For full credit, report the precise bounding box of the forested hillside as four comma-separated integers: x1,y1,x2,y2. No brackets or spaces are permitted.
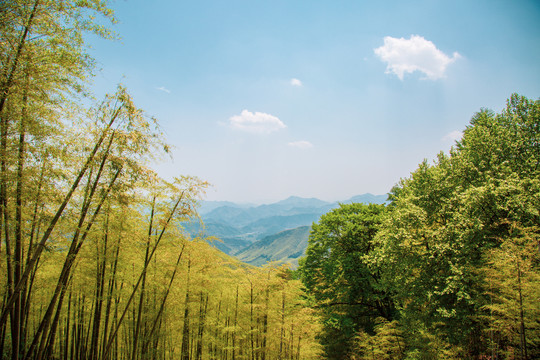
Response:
235,226,311,267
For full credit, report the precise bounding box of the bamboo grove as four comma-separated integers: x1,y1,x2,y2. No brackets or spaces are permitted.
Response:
0,1,322,359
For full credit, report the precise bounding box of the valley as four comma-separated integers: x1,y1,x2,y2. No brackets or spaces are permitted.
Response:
184,194,388,267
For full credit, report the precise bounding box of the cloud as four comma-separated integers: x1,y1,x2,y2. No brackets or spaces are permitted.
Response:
229,110,286,134
290,78,303,87
374,35,460,80
288,140,314,149
156,86,171,93
442,130,463,142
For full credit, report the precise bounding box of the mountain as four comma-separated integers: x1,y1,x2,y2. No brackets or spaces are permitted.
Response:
197,200,254,215
234,226,311,268
240,213,322,239
203,206,258,227
272,196,330,209
181,220,255,254
207,236,252,255
202,196,335,225
184,193,388,261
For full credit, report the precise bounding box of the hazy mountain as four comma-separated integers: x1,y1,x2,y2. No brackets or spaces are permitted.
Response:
240,213,322,239
272,196,330,209
197,200,254,215
207,236,252,255
203,206,258,227
182,220,256,254
185,193,388,261
201,196,335,228
234,226,311,268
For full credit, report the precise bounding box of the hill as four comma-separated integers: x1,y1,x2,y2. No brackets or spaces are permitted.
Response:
234,226,311,268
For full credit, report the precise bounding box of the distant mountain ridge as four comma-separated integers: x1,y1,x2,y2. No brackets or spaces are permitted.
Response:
184,193,388,266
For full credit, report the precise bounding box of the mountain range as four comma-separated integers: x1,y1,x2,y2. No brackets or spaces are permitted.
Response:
183,193,388,268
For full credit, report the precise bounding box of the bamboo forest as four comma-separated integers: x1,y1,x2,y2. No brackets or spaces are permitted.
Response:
0,1,539,359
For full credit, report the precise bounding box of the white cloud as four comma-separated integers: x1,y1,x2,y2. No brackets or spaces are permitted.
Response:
290,78,303,87
374,35,460,80
156,86,171,93
229,110,286,134
442,130,463,142
288,140,313,149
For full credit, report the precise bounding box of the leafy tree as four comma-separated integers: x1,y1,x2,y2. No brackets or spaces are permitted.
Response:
299,203,392,359
375,94,539,358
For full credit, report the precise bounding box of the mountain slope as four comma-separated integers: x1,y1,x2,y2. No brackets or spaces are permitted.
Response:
182,220,255,254
240,213,322,239
234,226,311,268
197,200,254,215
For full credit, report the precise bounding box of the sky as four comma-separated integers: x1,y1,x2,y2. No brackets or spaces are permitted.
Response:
89,0,540,203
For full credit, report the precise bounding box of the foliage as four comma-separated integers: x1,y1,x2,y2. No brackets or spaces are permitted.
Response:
350,318,405,360
299,203,392,359
299,94,539,359
372,94,540,359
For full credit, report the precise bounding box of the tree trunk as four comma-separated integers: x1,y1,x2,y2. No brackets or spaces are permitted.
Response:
516,257,528,360
27,148,120,360
261,272,270,360
142,244,185,356
180,258,191,360
89,208,110,360
133,198,156,360
195,291,208,360
232,285,239,360
249,281,255,360
101,232,122,360
11,81,28,360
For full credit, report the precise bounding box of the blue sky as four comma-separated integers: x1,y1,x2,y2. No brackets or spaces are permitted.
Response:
90,0,540,203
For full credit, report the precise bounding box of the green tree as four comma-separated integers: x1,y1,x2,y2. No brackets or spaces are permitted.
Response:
299,203,393,359
375,94,540,358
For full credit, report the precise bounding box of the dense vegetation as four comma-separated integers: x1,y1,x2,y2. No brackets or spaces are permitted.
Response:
1,1,538,360
0,1,321,359
299,95,540,359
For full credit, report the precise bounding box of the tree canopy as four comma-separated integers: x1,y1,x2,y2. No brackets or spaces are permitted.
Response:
299,203,393,359
299,94,540,359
